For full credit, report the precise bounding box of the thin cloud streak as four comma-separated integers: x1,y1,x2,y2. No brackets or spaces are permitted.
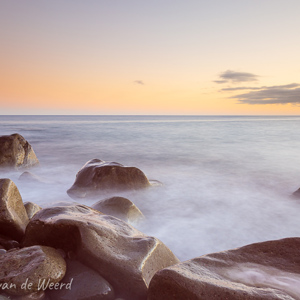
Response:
230,83,300,105
215,70,259,84
222,83,300,92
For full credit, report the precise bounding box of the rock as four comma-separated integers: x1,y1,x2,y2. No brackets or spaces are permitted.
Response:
148,237,300,300
0,179,29,241
91,196,144,223
48,259,114,300
24,202,42,219
292,187,300,198
67,159,150,198
0,234,19,250
19,172,45,184
0,134,39,169
0,245,66,296
23,204,179,300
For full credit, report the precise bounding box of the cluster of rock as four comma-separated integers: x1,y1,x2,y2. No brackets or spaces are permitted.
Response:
0,134,300,300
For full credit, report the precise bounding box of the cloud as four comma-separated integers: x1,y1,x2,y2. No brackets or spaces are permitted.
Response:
222,83,299,92
134,80,144,85
230,83,300,105
215,70,259,84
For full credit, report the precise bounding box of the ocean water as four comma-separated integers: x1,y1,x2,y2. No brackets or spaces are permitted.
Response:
0,115,300,261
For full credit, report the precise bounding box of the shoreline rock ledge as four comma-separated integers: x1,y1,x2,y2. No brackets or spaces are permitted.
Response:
0,133,39,169
148,237,300,300
67,158,151,198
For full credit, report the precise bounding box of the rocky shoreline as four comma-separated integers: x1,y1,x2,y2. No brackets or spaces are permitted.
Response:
0,133,299,300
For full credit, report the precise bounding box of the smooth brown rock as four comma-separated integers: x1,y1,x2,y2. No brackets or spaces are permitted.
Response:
67,159,150,198
0,134,39,169
91,196,144,223
0,179,29,241
148,238,300,300
24,202,42,219
48,259,114,300
23,204,179,300
0,245,66,296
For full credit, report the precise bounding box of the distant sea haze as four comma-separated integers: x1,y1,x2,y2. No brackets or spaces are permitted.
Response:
1,115,300,260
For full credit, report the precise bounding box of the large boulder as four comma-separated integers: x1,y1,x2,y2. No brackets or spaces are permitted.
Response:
23,204,179,300
0,179,29,241
0,134,39,169
67,159,151,198
148,238,300,300
91,196,144,223
0,245,66,296
48,259,115,300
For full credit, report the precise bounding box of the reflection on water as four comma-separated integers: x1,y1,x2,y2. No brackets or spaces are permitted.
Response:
1,115,300,260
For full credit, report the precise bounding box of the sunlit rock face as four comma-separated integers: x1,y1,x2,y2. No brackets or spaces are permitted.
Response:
0,179,29,241
0,134,39,169
67,159,151,199
24,201,42,219
148,238,300,300
23,204,179,300
91,196,145,224
0,245,66,296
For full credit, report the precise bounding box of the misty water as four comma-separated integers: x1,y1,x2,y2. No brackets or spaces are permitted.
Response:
1,115,300,261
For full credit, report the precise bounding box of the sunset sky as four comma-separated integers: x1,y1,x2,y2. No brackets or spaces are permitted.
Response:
1,0,299,115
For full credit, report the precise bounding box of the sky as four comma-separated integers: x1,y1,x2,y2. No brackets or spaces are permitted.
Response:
0,0,300,115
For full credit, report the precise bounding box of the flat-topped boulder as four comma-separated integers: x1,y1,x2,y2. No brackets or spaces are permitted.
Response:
148,238,300,300
67,159,151,198
23,204,179,300
0,245,66,296
91,196,144,223
0,134,39,169
0,179,29,241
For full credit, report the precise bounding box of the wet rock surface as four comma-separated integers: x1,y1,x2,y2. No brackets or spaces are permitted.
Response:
23,204,179,300
0,179,29,241
0,134,39,169
91,196,144,223
0,245,66,296
67,159,151,198
48,259,115,300
148,237,300,300
24,202,42,219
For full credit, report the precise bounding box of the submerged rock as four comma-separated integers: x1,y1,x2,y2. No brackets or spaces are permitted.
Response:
23,204,179,300
0,245,66,296
0,179,29,241
67,159,151,198
0,134,39,169
24,202,42,219
91,196,144,223
292,187,300,198
148,237,300,300
19,172,46,184
48,259,115,300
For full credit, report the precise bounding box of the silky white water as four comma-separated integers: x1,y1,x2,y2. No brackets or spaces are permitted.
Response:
1,115,300,261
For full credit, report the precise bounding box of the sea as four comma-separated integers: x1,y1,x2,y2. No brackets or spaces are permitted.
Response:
0,115,300,261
